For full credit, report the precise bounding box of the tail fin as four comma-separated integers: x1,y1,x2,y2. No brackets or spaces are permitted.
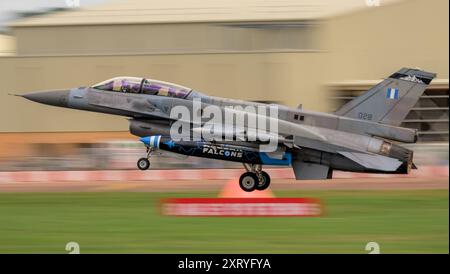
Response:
335,68,436,126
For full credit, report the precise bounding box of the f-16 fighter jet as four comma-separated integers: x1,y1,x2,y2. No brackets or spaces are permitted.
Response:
16,68,436,192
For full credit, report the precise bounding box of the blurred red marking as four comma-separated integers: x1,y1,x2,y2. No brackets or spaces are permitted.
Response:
160,198,323,217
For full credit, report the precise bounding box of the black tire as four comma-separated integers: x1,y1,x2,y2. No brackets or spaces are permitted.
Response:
239,172,258,192
137,158,150,170
256,171,271,191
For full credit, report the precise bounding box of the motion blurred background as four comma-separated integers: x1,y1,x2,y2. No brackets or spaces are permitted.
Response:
0,0,448,171
0,0,448,254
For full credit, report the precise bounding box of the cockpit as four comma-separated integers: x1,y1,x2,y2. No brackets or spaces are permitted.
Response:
92,77,192,99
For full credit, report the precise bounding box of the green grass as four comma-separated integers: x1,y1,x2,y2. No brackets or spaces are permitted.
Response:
0,190,447,253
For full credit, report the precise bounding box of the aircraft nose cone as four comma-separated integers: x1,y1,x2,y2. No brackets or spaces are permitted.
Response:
22,90,70,107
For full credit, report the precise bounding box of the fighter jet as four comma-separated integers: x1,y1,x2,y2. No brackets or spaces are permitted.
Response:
16,68,436,192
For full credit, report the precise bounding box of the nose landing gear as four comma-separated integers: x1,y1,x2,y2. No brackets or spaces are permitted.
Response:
239,164,271,192
137,146,153,171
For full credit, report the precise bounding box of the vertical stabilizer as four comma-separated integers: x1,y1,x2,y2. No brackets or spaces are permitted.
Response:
335,68,436,126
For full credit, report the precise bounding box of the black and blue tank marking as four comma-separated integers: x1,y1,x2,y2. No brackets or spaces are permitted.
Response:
140,135,291,166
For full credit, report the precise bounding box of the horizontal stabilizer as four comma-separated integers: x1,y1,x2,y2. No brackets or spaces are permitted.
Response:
338,151,403,171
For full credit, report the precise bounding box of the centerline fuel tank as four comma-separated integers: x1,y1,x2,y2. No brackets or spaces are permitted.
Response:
139,135,292,166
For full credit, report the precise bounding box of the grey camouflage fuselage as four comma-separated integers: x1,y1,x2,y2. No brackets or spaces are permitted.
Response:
18,68,436,180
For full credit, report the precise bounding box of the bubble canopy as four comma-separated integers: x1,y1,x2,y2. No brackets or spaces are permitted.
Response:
92,77,192,98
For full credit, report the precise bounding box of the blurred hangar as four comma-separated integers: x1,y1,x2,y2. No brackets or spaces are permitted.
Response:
0,0,448,171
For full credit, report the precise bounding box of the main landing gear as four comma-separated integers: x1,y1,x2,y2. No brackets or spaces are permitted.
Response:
239,163,271,192
137,146,153,170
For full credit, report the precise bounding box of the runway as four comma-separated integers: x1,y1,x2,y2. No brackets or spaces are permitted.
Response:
1,177,447,192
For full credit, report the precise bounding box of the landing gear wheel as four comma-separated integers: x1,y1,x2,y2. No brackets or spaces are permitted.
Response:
256,171,271,191
137,158,150,170
239,172,259,192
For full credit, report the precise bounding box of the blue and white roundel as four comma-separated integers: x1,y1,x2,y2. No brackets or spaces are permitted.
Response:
386,87,399,100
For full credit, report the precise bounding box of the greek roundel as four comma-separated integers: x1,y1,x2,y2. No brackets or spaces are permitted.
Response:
386,87,399,100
